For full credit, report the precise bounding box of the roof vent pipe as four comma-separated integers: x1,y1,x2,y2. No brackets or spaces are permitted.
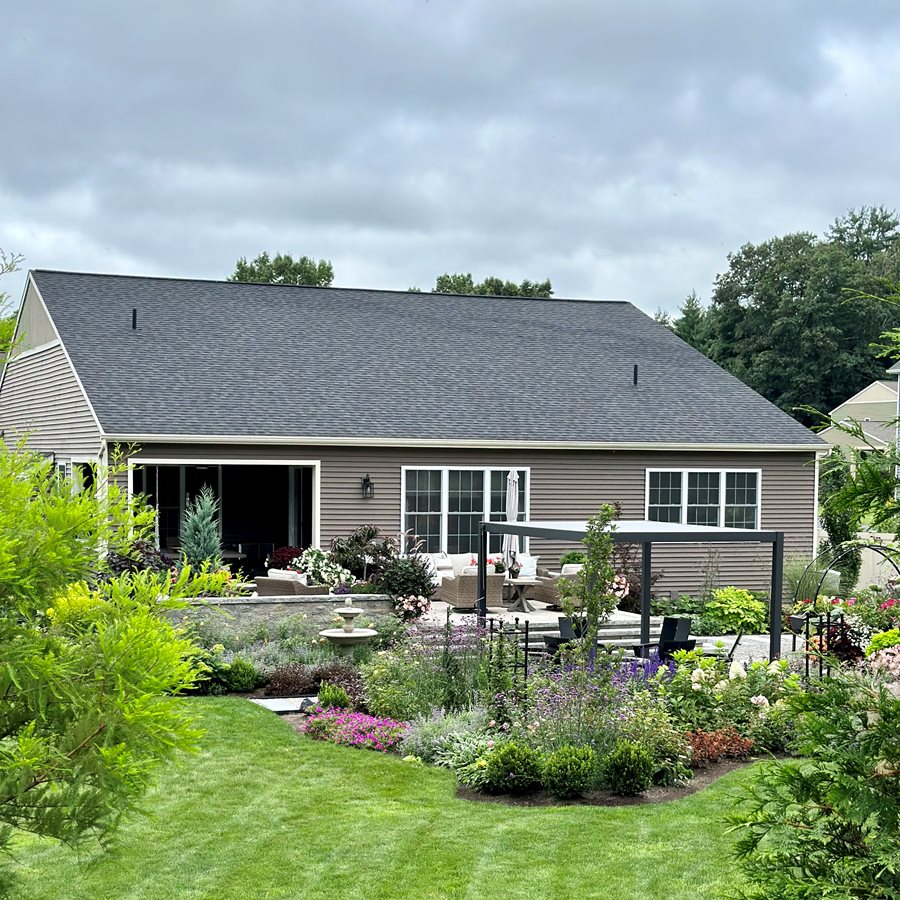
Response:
633,364,638,386
132,309,137,330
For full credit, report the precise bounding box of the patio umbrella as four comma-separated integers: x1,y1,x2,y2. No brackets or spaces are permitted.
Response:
502,469,520,566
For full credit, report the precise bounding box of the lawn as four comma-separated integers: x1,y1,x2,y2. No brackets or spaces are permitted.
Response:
11,699,749,900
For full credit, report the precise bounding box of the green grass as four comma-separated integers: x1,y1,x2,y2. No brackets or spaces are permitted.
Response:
11,699,749,899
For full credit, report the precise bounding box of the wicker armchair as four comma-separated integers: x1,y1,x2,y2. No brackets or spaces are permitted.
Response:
254,577,333,596
529,575,581,610
441,574,505,610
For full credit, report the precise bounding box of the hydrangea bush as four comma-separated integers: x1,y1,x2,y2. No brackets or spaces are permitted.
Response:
289,548,355,589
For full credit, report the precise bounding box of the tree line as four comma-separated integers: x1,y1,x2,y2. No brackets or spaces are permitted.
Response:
229,251,554,298
659,206,900,424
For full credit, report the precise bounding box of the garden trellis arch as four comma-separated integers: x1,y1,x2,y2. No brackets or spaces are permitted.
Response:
793,540,900,603
477,518,786,661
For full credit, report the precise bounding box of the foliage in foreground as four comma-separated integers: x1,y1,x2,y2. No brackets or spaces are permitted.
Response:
729,667,900,900
0,444,207,875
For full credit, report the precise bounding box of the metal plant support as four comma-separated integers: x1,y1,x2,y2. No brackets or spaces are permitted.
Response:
486,616,531,684
790,540,900,680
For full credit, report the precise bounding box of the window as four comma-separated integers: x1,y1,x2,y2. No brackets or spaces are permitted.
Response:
404,469,443,553
403,468,529,554
647,470,760,529
447,469,484,554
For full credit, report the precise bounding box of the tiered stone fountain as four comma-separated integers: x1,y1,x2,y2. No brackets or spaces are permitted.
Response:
319,596,378,650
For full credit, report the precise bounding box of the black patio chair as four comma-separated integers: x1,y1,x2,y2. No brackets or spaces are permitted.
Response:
633,616,696,660
542,616,589,656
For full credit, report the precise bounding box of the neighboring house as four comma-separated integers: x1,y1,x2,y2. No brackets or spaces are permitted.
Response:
0,270,826,595
818,379,898,452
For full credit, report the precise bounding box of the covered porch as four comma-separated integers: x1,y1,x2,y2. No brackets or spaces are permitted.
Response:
130,459,319,573
477,518,785,660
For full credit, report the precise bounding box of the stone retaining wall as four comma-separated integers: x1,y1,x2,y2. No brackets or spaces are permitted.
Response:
177,595,395,629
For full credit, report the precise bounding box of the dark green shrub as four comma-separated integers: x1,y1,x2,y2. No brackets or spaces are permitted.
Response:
351,582,381,594
190,646,230,695
378,556,435,598
317,682,352,709
600,741,654,796
224,657,262,693
483,742,544,795
559,550,586,568
730,669,900,899
542,745,598,798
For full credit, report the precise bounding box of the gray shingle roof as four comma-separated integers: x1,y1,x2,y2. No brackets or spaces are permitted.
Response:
32,270,823,447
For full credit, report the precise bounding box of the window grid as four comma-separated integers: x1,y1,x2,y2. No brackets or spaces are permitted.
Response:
404,469,443,552
725,471,759,529
686,471,720,526
403,468,529,554
648,471,682,522
447,470,484,554
647,470,760,530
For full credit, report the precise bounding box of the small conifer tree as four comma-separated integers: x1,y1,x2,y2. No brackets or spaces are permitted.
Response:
179,485,222,570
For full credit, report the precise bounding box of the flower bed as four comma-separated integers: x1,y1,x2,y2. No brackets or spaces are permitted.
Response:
301,707,407,752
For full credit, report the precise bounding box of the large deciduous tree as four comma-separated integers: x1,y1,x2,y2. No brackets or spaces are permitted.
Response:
230,252,334,287
432,273,553,298
703,209,900,424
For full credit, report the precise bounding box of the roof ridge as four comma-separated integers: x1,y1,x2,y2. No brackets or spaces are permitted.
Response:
30,269,630,307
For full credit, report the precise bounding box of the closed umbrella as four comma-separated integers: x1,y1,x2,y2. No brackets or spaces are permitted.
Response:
502,469,520,567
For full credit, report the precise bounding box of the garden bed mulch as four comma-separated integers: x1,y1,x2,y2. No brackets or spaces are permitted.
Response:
455,756,755,807
280,709,759,807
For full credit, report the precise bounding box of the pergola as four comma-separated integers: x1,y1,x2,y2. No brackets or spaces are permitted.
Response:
477,519,785,660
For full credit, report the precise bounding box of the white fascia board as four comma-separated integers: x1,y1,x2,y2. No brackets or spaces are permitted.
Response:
104,432,825,452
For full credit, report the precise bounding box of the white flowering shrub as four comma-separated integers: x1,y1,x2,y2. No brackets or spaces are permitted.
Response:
289,548,355,589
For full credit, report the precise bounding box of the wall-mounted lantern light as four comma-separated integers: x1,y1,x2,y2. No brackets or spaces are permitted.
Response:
361,474,374,499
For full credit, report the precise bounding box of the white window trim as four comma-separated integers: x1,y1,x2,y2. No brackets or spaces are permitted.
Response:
400,465,531,554
644,468,763,529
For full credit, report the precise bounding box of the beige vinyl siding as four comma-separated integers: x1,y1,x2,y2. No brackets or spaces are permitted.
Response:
829,400,895,423
0,343,102,456
126,443,817,597
13,282,57,353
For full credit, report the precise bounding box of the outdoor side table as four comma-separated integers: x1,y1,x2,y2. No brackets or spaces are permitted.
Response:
504,577,538,612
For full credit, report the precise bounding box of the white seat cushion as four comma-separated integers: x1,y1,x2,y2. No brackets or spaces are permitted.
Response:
560,563,583,576
267,568,302,582
462,565,496,576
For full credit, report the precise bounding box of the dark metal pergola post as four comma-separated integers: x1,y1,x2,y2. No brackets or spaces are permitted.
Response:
477,523,488,624
769,532,784,661
640,542,652,644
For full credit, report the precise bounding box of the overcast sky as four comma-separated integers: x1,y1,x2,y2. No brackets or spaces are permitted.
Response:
2,1,900,314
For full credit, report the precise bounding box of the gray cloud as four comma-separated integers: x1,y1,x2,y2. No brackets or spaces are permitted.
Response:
2,0,900,312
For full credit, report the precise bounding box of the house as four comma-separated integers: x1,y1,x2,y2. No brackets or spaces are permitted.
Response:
818,378,898,452
0,270,826,594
